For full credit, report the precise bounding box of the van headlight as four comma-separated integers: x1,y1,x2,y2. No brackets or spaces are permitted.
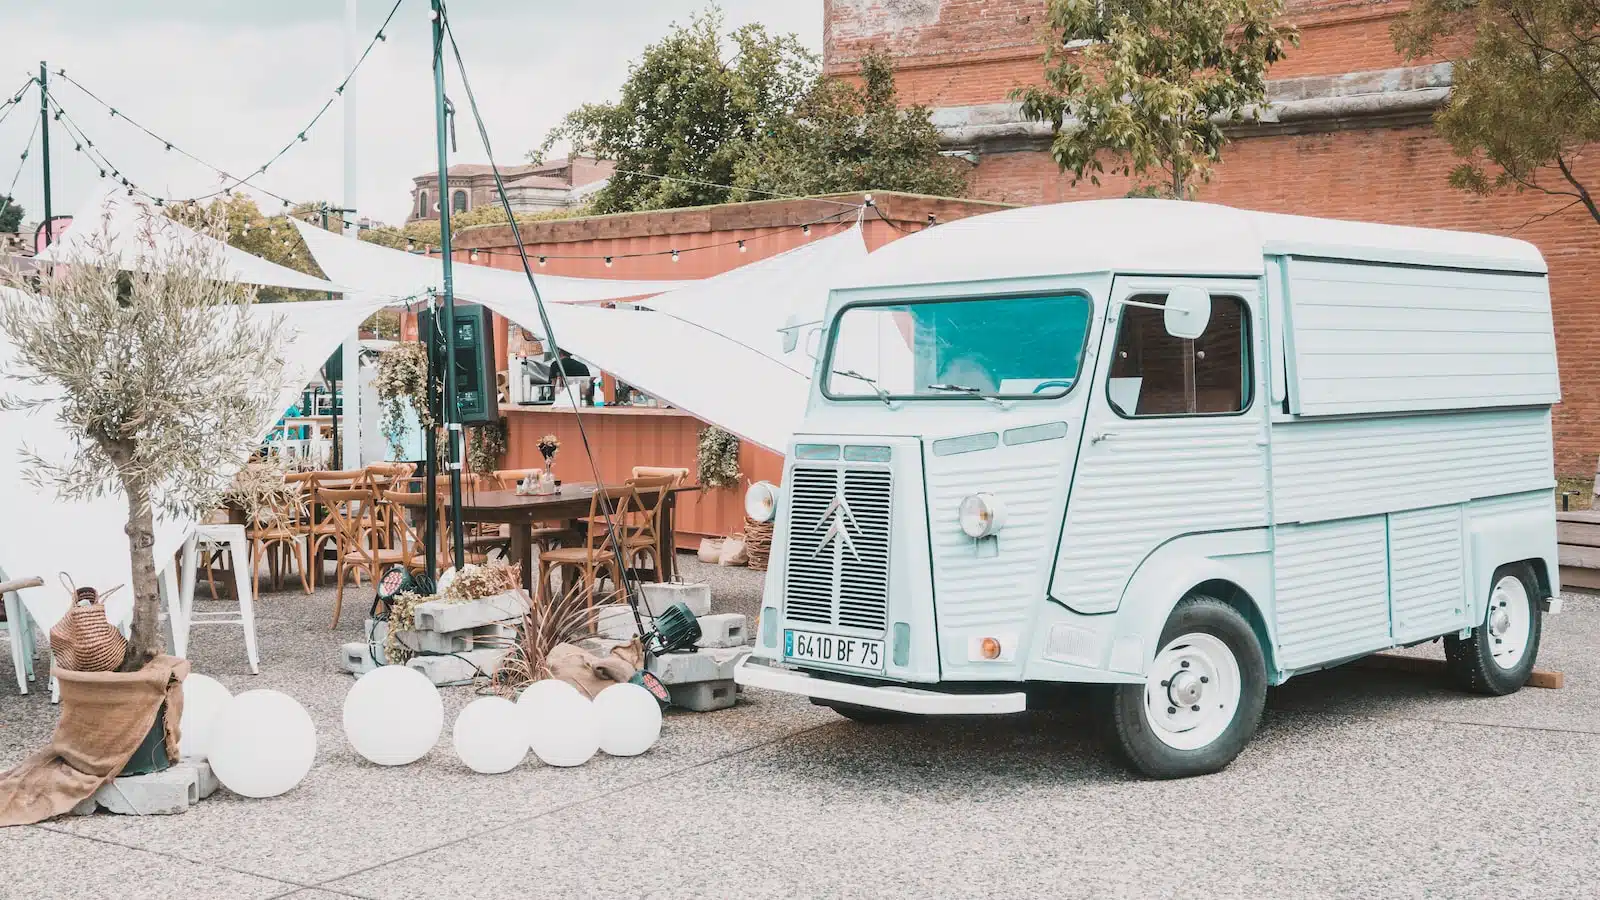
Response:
958,493,1005,538
744,480,778,523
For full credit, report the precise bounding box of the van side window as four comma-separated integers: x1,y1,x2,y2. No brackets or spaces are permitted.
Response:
1108,294,1251,417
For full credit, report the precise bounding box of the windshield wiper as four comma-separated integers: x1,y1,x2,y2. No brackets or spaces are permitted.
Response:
832,369,898,408
925,383,1013,409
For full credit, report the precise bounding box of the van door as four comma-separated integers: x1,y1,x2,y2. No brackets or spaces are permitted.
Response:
1050,277,1271,618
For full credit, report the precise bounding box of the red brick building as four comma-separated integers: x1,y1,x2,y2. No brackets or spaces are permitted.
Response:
825,0,1600,475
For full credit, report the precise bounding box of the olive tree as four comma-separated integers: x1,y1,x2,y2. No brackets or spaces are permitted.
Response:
0,201,285,671
1015,0,1297,198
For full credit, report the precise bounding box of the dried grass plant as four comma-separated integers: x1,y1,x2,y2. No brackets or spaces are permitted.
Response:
0,197,286,671
495,581,622,693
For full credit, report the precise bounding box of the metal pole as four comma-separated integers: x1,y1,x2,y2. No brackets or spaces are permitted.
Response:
323,207,341,470
38,62,53,249
431,0,465,571
340,0,362,472
423,299,439,581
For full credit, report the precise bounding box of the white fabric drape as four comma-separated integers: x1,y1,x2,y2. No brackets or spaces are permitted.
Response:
291,218,694,306
34,185,342,294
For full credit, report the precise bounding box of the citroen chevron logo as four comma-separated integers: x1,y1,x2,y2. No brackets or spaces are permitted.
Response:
811,491,863,562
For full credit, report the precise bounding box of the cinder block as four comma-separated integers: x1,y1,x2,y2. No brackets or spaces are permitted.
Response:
68,796,97,816
595,604,654,640
695,614,748,649
94,766,198,815
668,679,737,712
413,591,530,633
647,647,749,686
639,582,711,617
405,648,508,686
341,641,381,676
396,622,516,654
173,759,219,800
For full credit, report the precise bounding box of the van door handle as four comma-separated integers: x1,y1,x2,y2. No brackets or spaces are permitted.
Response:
1091,432,1118,444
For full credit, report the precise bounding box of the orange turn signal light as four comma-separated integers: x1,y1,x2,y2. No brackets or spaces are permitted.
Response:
979,637,1002,660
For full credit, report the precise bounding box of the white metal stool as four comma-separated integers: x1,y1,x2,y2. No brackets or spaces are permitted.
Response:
2,579,41,694
178,524,259,674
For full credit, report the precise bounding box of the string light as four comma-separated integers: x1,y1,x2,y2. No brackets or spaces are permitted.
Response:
670,249,679,262
737,240,747,253
538,256,546,266
469,249,479,262
801,224,810,236
603,256,613,268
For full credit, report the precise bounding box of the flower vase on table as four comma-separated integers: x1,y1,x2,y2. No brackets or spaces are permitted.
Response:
537,434,561,492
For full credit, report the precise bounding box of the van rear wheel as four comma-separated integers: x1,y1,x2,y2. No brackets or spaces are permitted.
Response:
1106,596,1267,779
1445,563,1543,696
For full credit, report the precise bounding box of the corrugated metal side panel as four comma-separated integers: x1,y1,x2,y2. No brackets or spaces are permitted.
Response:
1284,259,1558,416
924,440,1068,634
503,408,784,546
1271,408,1553,524
1388,505,1468,643
1052,417,1269,613
1273,517,1391,670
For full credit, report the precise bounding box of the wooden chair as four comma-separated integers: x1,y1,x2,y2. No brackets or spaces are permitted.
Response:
611,475,678,582
631,465,690,486
537,490,630,611
245,483,311,597
321,486,424,629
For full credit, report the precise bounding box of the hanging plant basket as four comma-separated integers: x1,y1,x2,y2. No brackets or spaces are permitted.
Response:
697,426,741,490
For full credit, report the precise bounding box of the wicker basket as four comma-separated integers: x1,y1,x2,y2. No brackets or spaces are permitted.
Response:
49,585,126,673
745,517,774,572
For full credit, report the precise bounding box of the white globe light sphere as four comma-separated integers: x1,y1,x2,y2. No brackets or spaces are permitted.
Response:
452,697,528,774
208,690,317,798
342,665,443,766
178,673,233,761
523,681,600,767
593,683,662,757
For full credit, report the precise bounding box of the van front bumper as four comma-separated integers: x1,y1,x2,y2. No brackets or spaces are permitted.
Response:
734,656,1027,715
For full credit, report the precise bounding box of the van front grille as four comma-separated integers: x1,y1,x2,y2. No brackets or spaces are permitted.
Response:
782,464,893,633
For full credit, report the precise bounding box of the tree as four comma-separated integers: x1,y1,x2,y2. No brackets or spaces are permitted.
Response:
733,51,969,200
1395,0,1600,226
168,196,326,302
1015,0,1297,199
0,201,285,671
536,7,817,213
0,195,21,234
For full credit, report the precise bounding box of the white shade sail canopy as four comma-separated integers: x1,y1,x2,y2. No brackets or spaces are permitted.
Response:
34,185,342,293
292,218,694,306
644,227,867,372
0,292,387,633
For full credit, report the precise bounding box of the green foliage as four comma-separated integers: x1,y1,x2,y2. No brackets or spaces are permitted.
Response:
360,205,586,253
732,51,969,200
697,425,741,489
466,417,508,474
167,196,328,302
1395,0,1600,225
0,195,21,233
537,8,816,213
1015,0,1296,198
374,341,433,459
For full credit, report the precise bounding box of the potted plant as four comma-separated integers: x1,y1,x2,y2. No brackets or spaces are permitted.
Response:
0,200,285,775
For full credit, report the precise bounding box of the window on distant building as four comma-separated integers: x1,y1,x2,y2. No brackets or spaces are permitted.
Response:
453,190,468,213
417,190,429,217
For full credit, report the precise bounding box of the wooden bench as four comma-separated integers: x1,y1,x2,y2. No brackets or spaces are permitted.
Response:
1557,509,1600,593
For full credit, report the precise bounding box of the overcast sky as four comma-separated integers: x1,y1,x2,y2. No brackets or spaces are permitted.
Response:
1,1,822,227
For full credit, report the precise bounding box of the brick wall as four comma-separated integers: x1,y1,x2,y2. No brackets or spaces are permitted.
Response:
824,0,1600,476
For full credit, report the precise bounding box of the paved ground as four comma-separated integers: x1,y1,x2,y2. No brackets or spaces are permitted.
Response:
2,558,1597,900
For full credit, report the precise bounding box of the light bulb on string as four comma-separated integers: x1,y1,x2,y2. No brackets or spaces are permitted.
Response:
802,224,810,236
469,250,479,262
406,240,415,252
604,256,613,268
670,249,679,263
738,240,747,253
538,256,547,267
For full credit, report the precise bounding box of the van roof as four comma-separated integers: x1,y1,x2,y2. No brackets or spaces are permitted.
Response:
844,199,1547,290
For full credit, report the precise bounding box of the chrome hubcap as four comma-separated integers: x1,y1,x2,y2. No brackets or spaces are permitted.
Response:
1486,575,1533,671
1144,633,1242,751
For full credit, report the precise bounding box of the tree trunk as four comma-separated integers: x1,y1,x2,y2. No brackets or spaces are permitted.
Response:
1172,166,1185,200
119,481,164,672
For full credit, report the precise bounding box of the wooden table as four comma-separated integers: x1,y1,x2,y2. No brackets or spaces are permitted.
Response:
389,483,693,592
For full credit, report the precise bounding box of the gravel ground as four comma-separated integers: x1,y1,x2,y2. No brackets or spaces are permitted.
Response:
2,562,1597,900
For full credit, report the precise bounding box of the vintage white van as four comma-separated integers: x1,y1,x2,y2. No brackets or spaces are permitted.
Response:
733,199,1563,778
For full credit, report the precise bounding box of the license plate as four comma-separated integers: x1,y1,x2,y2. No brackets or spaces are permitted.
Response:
784,629,884,672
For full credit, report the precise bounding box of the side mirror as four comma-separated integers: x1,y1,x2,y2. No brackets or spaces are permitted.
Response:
1163,286,1211,340
805,328,823,360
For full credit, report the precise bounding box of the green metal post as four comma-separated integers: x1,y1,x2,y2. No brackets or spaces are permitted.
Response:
38,62,53,248
431,0,466,571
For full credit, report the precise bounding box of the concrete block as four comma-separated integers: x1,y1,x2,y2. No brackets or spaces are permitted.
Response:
640,582,711,617
413,590,529,633
595,604,654,640
94,766,198,815
405,648,508,686
341,641,381,676
68,796,97,816
695,614,748,649
396,622,516,655
668,679,737,712
647,647,749,686
173,759,219,800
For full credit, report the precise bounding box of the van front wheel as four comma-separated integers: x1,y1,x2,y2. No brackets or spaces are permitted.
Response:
1444,563,1543,696
1107,596,1267,779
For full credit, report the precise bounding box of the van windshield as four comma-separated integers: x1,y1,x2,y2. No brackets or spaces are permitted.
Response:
823,293,1092,401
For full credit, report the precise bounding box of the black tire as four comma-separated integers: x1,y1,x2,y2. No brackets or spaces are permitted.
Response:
813,700,914,725
1105,595,1268,779
1445,562,1543,696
